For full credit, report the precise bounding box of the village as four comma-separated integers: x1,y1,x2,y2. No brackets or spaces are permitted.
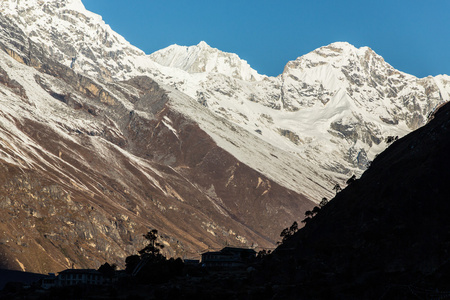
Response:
0,246,260,298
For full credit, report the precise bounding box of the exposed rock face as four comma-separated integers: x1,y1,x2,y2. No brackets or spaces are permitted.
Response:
0,12,313,273
2,0,450,199
150,41,450,181
0,66,27,99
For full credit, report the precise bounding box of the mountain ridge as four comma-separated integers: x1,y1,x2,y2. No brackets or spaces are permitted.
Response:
0,9,314,272
1,0,448,211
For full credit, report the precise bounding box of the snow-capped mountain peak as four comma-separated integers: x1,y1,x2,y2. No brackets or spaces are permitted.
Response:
149,41,265,81
1,0,87,15
0,0,154,81
2,0,448,194
285,42,394,76
197,40,210,49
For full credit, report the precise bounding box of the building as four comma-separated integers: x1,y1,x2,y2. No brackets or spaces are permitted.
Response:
201,247,256,268
57,269,106,286
183,259,200,266
40,273,57,289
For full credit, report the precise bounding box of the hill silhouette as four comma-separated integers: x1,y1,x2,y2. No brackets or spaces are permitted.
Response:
260,102,450,298
3,103,450,299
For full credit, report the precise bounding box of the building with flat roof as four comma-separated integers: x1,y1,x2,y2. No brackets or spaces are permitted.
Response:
201,247,256,268
57,269,106,286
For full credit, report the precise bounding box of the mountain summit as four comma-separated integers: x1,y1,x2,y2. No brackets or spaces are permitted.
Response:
149,41,264,81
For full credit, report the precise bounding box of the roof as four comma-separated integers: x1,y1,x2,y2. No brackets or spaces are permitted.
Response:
58,269,102,275
202,251,234,256
222,247,256,254
0,269,47,290
202,247,257,256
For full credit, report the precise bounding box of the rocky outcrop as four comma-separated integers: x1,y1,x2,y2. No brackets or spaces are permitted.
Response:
0,66,27,99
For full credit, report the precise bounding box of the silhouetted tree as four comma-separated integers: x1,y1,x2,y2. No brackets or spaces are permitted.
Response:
312,206,321,215
124,229,186,283
139,229,164,260
346,175,356,185
386,135,399,144
98,262,116,279
301,217,311,224
125,229,165,275
280,221,299,243
333,183,342,194
125,255,141,274
290,221,298,232
319,197,328,208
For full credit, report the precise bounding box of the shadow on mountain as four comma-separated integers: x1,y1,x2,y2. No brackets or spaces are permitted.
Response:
2,102,450,300
258,101,450,298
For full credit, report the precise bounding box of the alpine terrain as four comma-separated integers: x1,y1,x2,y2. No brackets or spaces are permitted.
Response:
0,0,449,273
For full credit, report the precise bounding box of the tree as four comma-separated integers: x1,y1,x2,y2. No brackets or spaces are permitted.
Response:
280,221,299,243
312,206,321,215
280,228,290,240
138,229,164,260
333,183,342,194
386,135,398,144
289,221,298,233
98,262,116,279
319,197,328,208
125,229,165,275
301,217,311,224
346,175,356,185
125,255,141,274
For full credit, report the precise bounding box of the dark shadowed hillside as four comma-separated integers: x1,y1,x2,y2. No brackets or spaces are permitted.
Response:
263,102,450,299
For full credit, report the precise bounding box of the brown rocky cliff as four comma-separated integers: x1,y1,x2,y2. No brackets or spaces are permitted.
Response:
0,22,315,273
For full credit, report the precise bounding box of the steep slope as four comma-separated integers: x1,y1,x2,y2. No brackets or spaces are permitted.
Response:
0,0,331,203
0,0,153,81
152,41,450,180
266,102,450,298
0,12,314,273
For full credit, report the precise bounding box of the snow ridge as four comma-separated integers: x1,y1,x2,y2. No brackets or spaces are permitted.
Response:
150,41,265,81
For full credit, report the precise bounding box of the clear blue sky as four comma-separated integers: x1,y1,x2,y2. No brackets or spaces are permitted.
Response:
83,0,450,78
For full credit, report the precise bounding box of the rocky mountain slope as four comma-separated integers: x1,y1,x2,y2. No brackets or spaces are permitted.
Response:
0,0,449,273
3,0,450,201
0,1,313,273
152,41,450,179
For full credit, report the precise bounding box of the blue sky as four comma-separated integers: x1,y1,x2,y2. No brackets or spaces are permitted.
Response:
83,0,450,78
